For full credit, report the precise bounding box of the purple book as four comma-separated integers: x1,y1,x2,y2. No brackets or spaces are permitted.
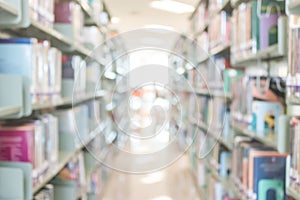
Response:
259,14,280,50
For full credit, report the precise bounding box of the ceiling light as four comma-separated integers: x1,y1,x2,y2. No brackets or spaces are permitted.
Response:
111,17,120,24
150,0,194,14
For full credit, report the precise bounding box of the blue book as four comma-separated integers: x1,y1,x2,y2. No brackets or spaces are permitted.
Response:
249,151,287,200
0,38,37,116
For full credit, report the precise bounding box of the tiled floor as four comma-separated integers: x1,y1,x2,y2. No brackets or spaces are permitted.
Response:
100,153,201,200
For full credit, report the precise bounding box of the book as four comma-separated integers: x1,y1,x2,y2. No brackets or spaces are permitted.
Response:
0,121,46,185
0,38,38,115
61,55,87,97
251,100,283,139
54,2,83,41
248,150,287,200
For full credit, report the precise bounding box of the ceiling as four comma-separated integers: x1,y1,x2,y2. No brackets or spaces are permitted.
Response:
104,0,198,34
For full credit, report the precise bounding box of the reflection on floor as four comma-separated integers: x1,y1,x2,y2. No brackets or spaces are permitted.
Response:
100,154,201,200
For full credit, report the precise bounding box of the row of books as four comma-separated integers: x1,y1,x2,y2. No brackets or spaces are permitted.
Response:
0,37,103,117
0,100,102,191
191,129,234,200
192,0,285,61
208,0,229,15
193,130,288,199
192,0,229,35
54,1,104,47
29,0,104,46
289,117,300,194
0,38,62,104
186,56,237,92
231,0,285,56
287,19,300,103
189,94,228,134
34,149,109,200
0,114,59,187
209,11,231,50
232,136,287,200
231,75,285,140
29,0,55,28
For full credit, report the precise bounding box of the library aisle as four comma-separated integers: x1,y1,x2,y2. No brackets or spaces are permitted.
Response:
101,151,201,200
2,0,300,200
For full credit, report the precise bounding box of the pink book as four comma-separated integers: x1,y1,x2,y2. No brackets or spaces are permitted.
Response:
0,125,35,166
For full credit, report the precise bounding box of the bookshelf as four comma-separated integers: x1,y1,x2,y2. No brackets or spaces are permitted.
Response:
230,179,247,200
197,54,209,64
33,123,106,194
32,90,106,111
0,0,19,17
0,106,22,118
191,119,233,151
288,0,300,14
194,24,208,38
231,44,286,66
209,0,232,19
210,43,230,56
0,1,120,199
230,0,250,8
286,187,300,200
204,160,226,184
176,88,232,101
230,123,278,149
18,19,92,57
187,0,289,199
75,0,106,32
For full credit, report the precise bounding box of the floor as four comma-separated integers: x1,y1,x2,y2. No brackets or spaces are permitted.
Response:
100,151,202,200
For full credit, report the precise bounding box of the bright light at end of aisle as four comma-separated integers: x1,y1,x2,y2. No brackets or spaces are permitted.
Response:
111,17,120,24
141,171,166,184
151,196,173,200
144,24,175,31
150,0,194,14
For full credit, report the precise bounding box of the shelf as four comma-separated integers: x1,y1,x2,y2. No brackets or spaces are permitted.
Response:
230,0,250,8
189,168,206,200
197,54,209,64
288,0,300,14
287,96,300,106
230,122,277,149
195,89,231,100
230,178,247,200
0,0,18,17
33,151,75,193
204,160,238,195
33,124,106,194
176,88,232,101
0,106,22,118
210,0,232,19
287,186,300,200
195,24,208,38
75,0,103,32
190,0,207,19
231,44,285,66
191,119,232,151
287,104,300,116
6,19,92,57
210,44,230,56
32,91,106,111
